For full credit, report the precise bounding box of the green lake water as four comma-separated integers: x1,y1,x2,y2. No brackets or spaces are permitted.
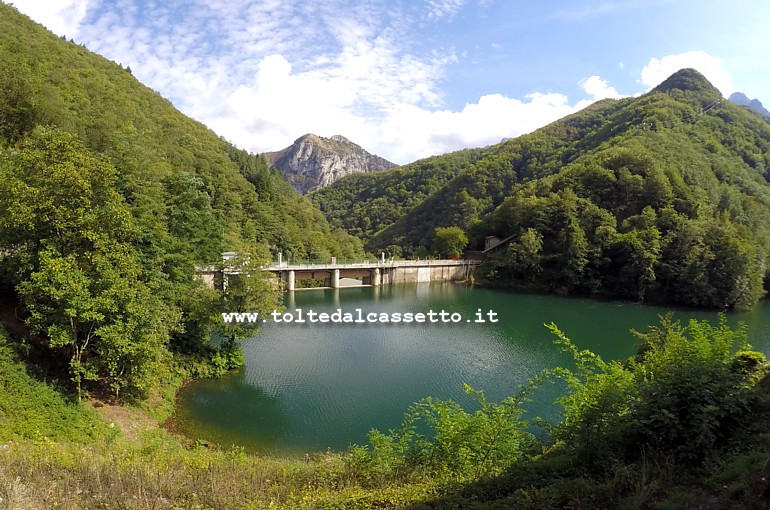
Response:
173,283,770,455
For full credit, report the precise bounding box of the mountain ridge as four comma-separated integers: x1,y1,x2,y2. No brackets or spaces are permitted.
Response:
729,91,770,119
316,68,770,309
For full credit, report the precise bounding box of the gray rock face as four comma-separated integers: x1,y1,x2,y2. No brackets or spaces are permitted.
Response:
263,134,397,194
729,92,770,118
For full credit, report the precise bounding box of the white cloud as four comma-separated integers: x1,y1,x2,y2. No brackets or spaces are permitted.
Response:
65,0,463,163
375,92,581,162
640,51,734,97
10,0,89,37
9,3,743,166
205,53,618,164
426,0,467,20
580,76,623,100
206,54,369,153
7,0,621,164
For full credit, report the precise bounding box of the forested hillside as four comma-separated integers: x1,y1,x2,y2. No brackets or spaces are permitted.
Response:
473,70,770,310
0,3,362,398
319,69,770,310
310,148,485,242
313,99,626,247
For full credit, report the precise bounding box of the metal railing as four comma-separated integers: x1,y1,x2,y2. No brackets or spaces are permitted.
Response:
264,258,479,270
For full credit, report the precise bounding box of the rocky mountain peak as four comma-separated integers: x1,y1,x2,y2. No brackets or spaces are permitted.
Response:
729,92,770,119
263,134,397,194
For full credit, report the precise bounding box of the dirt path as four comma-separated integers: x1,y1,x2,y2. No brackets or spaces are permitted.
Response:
94,403,157,440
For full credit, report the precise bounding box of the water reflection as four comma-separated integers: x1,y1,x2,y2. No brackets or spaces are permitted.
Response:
174,371,289,452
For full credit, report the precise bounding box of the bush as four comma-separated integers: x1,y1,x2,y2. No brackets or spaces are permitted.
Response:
350,384,537,485
550,315,767,465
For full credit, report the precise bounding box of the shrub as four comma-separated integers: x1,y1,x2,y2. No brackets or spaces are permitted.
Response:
550,315,767,465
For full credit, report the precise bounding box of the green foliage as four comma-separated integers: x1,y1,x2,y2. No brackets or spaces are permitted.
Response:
431,226,468,258
0,50,39,143
0,127,174,399
311,149,484,243
384,244,403,259
295,277,326,288
351,384,536,484
470,87,770,309
0,328,107,442
313,69,770,309
550,316,766,464
208,336,244,376
503,227,544,285
413,245,431,259
218,253,283,343
365,99,627,252
225,144,365,261
0,3,359,398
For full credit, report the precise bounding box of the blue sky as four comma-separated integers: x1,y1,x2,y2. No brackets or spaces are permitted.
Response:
9,0,770,164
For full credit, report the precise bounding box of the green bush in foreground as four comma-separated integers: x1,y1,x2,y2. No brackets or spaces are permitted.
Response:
550,315,766,466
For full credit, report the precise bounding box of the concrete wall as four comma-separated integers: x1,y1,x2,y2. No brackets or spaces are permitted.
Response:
266,262,476,290
381,264,471,285
197,270,218,290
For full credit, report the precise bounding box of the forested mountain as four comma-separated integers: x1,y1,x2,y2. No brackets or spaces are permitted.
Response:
263,133,396,194
321,69,770,310
310,148,485,241
314,99,627,246
473,71,770,310
0,3,362,397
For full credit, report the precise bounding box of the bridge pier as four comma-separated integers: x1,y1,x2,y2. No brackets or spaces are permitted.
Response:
287,270,295,291
332,269,340,288
372,268,381,287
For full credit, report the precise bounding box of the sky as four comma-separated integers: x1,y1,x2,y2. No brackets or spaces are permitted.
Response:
8,0,770,164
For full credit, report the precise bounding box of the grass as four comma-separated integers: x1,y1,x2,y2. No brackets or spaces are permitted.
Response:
0,431,441,509
0,329,107,444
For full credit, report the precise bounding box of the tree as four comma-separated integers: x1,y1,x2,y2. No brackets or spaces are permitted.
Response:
0,53,38,143
385,244,403,259
505,228,544,283
431,226,468,259
0,126,175,398
163,171,223,263
18,245,171,399
550,316,766,464
215,253,283,374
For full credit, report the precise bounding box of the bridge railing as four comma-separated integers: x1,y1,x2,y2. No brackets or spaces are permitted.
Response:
268,257,380,267
264,257,480,269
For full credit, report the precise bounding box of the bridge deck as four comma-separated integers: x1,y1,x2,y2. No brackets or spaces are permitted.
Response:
263,259,479,271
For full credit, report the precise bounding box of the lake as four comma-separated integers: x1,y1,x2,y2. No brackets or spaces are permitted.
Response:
173,283,770,455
